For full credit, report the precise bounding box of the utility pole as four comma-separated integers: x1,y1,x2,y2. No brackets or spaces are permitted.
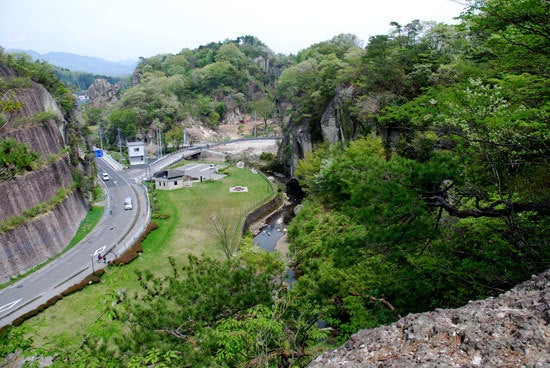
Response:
159,129,163,156
110,197,119,258
117,126,122,165
99,122,104,151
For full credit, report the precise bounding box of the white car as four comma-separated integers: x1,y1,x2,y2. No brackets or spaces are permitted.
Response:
102,172,110,181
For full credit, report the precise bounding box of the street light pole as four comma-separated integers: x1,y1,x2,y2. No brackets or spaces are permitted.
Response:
90,254,95,273
110,199,119,257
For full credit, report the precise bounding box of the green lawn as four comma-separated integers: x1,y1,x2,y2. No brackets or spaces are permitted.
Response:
67,206,104,249
23,166,275,349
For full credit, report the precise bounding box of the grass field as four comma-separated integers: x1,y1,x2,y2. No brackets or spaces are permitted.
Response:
23,165,275,349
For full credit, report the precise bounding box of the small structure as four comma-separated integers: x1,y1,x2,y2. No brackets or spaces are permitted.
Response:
229,186,248,192
153,169,193,190
127,142,145,166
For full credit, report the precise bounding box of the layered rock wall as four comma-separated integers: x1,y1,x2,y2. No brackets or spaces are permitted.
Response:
0,157,74,222
0,66,88,282
2,120,65,158
0,191,88,283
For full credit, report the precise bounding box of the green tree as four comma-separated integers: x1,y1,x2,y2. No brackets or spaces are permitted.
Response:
462,0,550,75
251,98,276,130
209,208,242,260
108,109,136,142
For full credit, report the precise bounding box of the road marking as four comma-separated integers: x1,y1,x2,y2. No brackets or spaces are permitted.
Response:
93,245,106,256
0,299,21,313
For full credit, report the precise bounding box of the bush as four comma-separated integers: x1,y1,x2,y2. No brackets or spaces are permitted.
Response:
112,222,158,266
9,269,105,327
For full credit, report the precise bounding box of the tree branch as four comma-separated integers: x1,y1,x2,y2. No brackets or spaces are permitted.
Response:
424,193,549,218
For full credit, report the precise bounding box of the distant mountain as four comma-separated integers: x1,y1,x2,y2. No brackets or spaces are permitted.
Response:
7,49,137,76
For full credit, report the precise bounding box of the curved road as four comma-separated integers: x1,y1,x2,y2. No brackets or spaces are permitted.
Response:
0,138,277,328
0,157,149,328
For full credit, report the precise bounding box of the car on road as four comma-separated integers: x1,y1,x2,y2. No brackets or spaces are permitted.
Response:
102,172,110,181
124,197,133,210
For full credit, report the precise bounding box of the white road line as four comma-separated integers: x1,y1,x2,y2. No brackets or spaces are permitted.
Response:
0,299,21,313
93,245,106,256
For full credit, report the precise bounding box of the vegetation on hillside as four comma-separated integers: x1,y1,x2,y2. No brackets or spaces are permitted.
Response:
1,0,549,366
287,0,549,340
84,35,292,150
0,49,75,113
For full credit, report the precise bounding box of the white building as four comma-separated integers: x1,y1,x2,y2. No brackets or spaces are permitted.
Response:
127,142,145,166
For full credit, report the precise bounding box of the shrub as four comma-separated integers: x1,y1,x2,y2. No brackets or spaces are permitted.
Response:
112,222,158,266
10,269,105,327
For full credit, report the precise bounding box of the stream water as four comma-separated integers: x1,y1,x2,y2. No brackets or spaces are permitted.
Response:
252,206,296,285
253,215,285,252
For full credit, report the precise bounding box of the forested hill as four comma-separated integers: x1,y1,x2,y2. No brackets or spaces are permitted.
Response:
88,35,292,146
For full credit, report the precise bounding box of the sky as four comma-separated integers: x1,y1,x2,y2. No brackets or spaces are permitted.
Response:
0,0,467,62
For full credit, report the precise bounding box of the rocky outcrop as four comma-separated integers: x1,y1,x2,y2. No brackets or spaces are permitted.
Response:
2,120,65,159
87,78,119,106
278,86,363,177
0,191,87,283
0,157,73,222
319,86,356,144
277,120,313,177
0,65,90,282
308,270,550,368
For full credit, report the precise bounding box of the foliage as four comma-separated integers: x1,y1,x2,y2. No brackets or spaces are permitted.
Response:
13,111,57,125
62,253,323,367
107,108,136,141
286,0,549,343
2,0,550,364
100,37,287,146
0,50,75,113
0,137,39,182
209,208,243,260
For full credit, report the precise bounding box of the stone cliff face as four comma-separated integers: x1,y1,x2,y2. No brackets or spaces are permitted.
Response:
87,78,119,106
277,120,313,176
0,66,89,283
278,85,368,177
308,270,550,368
0,157,74,222
0,191,87,280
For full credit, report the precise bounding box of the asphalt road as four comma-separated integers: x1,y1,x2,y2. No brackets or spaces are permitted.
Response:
0,138,276,328
0,157,148,328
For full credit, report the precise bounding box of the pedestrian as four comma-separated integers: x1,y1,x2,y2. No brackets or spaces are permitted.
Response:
97,253,102,263
103,254,107,263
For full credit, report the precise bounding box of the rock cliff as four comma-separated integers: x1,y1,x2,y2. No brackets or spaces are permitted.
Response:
0,66,90,283
277,86,368,177
87,78,119,106
308,270,550,368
